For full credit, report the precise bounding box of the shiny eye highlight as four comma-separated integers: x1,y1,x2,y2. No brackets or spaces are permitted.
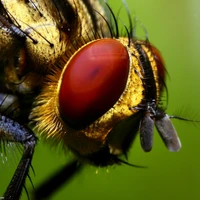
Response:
59,38,130,128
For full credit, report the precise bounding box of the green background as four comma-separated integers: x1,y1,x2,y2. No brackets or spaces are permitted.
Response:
1,0,200,199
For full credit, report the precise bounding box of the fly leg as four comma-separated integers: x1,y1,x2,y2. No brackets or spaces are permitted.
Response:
0,114,37,200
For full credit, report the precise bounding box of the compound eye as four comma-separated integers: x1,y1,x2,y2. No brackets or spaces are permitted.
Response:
59,39,130,128
151,45,166,86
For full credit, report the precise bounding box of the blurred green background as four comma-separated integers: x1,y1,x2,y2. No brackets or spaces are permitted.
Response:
1,0,200,199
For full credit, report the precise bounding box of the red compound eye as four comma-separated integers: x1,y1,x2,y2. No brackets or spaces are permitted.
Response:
59,39,130,127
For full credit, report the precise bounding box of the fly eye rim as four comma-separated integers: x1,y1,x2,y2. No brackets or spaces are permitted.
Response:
58,38,130,127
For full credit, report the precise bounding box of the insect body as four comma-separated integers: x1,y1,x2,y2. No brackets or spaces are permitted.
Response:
0,0,181,199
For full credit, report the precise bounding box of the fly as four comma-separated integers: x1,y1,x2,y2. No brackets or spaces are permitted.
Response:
0,0,198,199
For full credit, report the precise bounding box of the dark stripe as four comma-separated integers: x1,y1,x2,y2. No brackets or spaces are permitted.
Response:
0,1,12,23
136,43,157,102
51,0,78,34
81,0,99,32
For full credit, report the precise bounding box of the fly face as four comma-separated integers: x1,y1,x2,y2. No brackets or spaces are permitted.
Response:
0,0,197,199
